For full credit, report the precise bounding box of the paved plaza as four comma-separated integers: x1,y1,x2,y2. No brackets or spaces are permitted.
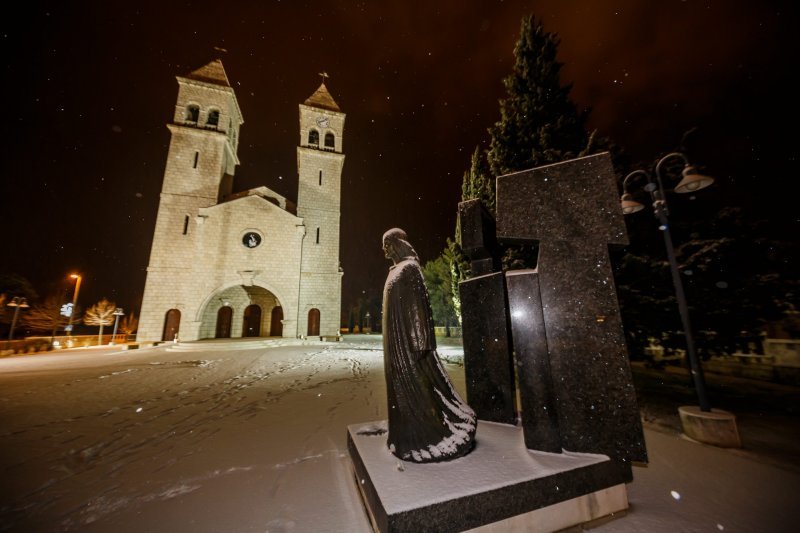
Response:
1,336,798,532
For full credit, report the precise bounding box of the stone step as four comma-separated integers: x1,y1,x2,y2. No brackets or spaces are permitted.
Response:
164,337,338,352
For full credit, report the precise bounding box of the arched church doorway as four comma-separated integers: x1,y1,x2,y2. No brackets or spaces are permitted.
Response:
307,308,320,337
243,305,262,337
163,309,181,341
216,306,232,338
271,306,284,337
198,285,283,339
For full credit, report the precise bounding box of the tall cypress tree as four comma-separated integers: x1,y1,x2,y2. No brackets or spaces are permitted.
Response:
446,14,596,323
487,15,589,178
460,147,495,214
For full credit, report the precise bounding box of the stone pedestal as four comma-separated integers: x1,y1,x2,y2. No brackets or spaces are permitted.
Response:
679,406,742,448
348,421,628,533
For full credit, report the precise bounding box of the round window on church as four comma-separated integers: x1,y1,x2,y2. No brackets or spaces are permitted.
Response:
242,231,262,249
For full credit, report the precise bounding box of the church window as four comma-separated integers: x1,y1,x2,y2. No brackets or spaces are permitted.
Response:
324,132,335,149
316,227,320,244
193,151,199,168
319,170,322,186
183,215,190,235
186,105,199,123
308,129,319,146
207,109,220,128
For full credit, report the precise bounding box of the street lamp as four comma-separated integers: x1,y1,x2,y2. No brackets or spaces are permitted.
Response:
621,152,714,412
7,297,29,340
111,307,125,344
66,274,82,345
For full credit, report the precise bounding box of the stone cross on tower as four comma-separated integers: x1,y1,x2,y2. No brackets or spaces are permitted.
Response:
496,152,647,479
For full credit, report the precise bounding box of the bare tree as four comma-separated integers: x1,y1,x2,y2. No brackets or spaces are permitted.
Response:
22,294,71,342
83,298,116,344
119,310,138,338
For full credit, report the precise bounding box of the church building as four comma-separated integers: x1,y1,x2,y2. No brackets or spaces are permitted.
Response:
137,59,344,342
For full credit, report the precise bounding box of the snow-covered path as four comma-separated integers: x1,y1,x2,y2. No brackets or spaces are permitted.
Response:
1,336,798,532
0,340,387,532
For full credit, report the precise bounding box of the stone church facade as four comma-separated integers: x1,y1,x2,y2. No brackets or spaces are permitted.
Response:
137,60,344,342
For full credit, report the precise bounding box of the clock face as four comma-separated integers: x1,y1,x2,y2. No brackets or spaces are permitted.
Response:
242,231,262,248
316,117,330,128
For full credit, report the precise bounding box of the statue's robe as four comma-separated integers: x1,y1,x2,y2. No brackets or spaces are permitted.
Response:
382,258,477,463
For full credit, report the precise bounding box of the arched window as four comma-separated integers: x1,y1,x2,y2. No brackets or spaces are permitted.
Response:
324,132,335,149
207,109,220,127
163,309,181,341
308,129,319,145
185,105,199,123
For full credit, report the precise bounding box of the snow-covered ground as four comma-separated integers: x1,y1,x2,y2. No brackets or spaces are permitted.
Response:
1,336,798,532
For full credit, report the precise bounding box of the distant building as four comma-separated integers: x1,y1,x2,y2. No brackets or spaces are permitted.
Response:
137,60,344,342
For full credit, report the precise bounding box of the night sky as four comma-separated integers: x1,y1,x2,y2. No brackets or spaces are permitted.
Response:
1,1,795,321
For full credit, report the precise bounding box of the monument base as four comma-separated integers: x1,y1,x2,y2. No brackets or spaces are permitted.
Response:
347,420,628,533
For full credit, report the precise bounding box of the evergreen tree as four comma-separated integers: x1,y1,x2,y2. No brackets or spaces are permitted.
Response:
432,13,598,324
460,148,495,215
422,255,458,334
487,14,589,178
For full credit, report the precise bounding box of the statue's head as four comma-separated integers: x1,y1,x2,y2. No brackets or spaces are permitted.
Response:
382,228,418,263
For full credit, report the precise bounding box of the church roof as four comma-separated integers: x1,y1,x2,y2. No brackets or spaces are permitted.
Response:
304,82,341,112
184,59,231,87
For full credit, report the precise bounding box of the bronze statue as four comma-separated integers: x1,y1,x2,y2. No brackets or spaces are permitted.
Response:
381,228,477,463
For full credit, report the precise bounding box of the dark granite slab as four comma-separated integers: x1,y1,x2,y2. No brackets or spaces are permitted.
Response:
506,269,561,453
495,153,647,473
458,199,501,275
496,153,628,247
459,272,516,424
347,420,626,533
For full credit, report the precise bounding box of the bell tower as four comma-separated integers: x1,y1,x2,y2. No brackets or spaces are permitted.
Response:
137,59,243,341
296,76,345,337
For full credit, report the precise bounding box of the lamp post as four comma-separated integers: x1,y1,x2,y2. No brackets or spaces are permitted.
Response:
66,274,82,345
621,152,714,412
7,297,29,340
111,307,124,344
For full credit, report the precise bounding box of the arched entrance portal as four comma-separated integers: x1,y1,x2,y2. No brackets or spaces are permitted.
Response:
199,285,284,339
271,306,284,337
307,308,320,337
163,309,181,341
216,306,232,338
243,305,262,337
